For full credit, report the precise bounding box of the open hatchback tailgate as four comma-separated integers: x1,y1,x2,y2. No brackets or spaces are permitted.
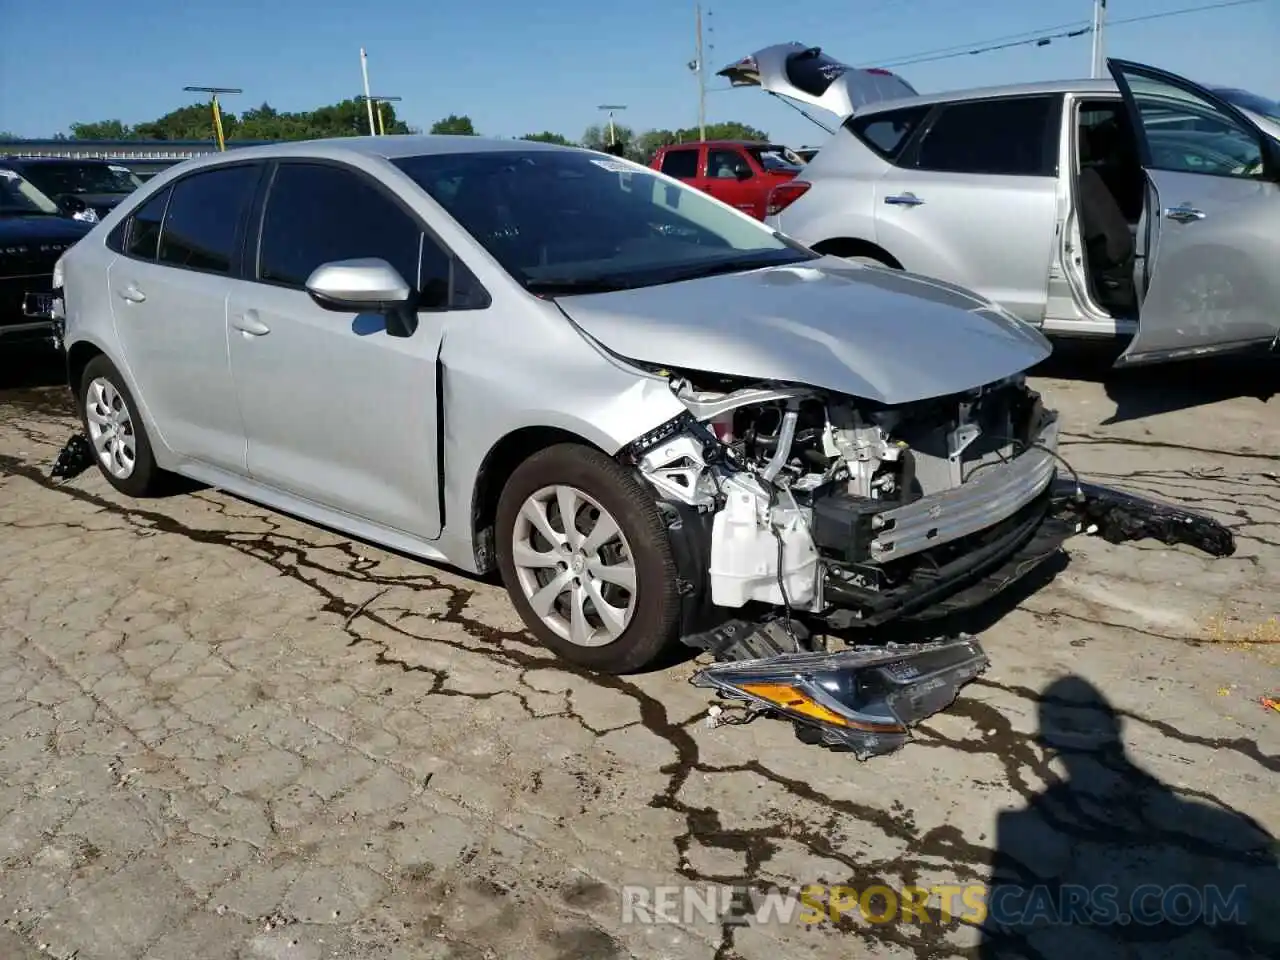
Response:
717,42,917,120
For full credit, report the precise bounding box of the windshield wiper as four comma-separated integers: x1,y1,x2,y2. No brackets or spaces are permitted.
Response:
656,253,808,285
525,276,632,295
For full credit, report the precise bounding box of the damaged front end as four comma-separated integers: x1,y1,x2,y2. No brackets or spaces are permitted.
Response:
618,367,1236,756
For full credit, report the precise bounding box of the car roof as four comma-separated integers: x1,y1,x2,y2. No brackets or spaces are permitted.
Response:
860,77,1120,115
666,140,777,148
173,135,583,166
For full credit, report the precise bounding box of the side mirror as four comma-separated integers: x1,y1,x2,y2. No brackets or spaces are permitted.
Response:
305,258,417,337
734,166,752,181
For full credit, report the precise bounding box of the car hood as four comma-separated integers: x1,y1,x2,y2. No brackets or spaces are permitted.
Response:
0,214,93,246
554,258,1052,405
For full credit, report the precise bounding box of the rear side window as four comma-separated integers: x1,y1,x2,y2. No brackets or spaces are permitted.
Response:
157,165,260,275
912,96,1061,176
660,148,699,179
847,105,931,162
124,187,170,261
257,162,431,294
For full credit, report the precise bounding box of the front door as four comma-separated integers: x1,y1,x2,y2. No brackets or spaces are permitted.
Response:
703,147,759,216
226,160,447,540
106,163,263,473
874,95,1063,325
1108,58,1280,366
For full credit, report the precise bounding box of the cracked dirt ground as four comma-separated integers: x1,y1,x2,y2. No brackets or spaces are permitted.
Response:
0,352,1277,960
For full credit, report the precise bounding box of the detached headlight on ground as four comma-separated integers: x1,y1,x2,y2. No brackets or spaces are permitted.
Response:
690,630,989,758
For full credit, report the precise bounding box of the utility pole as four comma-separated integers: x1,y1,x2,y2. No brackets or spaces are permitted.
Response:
1090,0,1107,79
358,95,402,136
360,48,377,135
183,86,241,151
694,4,707,141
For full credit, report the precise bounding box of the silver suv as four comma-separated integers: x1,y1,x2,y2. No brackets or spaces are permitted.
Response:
721,45,1280,368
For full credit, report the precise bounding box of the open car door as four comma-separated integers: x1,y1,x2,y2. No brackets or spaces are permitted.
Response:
1107,58,1280,367
717,43,917,121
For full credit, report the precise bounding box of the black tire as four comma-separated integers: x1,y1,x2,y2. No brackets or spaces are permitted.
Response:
77,355,167,497
495,443,682,674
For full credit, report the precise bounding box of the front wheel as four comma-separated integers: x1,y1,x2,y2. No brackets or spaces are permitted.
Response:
495,444,682,674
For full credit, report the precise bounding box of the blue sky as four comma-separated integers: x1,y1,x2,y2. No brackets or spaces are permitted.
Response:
1,0,1276,144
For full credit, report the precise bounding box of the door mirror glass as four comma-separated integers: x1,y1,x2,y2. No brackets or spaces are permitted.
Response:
305,258,412,311
734,165,752,180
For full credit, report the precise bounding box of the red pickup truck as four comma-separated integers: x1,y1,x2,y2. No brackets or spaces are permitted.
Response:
649,140,804,220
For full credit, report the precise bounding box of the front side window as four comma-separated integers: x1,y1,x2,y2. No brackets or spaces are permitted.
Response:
393,149,814,294
258,163,431,294
707,149,749,179
913,96,1060,176
125,187,170,261
157,165,259,275
660,148,699,179
1129,84,1265,179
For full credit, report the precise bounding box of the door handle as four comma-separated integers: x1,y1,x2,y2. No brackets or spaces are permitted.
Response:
884,193,924,207
117,284,146,303
1164,204,1206,223
232,311,270,336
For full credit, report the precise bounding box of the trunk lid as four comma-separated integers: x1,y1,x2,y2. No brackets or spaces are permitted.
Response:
717,43,917,120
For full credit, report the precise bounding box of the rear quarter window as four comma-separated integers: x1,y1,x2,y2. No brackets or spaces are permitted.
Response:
845,105,932,163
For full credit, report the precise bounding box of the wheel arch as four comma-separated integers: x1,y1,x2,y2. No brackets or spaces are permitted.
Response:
811,237,903,268
470,425,607,572
66,339,106,395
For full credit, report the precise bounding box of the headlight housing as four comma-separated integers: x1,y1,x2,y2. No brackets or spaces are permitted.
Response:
691,634,988,758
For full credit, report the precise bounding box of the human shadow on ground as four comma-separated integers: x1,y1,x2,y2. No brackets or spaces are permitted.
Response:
980,674,1279,959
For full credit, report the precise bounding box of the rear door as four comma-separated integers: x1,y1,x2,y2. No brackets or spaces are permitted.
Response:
873,95,1063,325
1107,59,1280,366
106,163,262,473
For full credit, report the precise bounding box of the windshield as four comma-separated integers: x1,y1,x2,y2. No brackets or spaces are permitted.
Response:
393,149,815,293
748,145,804,172
18,162,142,198
0,168,61,216
1212,87,1280,121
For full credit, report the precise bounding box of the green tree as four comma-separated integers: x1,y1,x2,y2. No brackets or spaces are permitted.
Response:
430,114,478,136
521,131,572,145
69,119,134,140
0,131,19,141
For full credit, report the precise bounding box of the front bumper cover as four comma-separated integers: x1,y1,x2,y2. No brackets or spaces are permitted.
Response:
684,477,1234,756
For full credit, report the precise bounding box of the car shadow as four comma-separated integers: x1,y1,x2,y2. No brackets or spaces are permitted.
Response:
978,674,1279,957
0,343,67,392
1036,338,1276,424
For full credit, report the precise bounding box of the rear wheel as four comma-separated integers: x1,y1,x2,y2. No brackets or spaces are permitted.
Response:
77,355,167,497
495,444,682,674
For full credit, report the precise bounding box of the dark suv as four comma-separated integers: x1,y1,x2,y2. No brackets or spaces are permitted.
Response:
0,157,142,222
1,170,92,343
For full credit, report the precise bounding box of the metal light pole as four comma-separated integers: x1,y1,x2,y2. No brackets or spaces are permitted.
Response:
358,95,402,135
359,48,377,135
1090,0,1108,79
183,86,241,151
598,104,627,148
